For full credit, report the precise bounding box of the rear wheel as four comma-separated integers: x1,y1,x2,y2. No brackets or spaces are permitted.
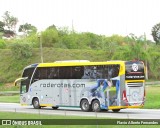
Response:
92,100,101,112
80,99,91,112
112,109,120,112
32,98,41,109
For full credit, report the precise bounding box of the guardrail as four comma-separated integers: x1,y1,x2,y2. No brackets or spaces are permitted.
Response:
0,91,19,96
145,81,160,85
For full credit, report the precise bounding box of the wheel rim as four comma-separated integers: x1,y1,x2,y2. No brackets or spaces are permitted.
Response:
82,102,88,110
93,103,99,110
34,100,39,107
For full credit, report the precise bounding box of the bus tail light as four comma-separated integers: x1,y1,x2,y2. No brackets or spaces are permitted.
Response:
122,90,128,105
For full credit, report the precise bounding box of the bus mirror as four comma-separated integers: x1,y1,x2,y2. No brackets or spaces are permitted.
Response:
14,81,19,86
14,77,28,86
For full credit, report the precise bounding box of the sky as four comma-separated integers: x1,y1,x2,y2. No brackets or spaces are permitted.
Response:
1,0,160,40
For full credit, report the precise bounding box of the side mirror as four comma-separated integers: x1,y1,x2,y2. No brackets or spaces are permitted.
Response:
14,77,28,86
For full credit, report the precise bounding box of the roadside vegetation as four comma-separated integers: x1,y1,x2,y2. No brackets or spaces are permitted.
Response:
143,86,160,109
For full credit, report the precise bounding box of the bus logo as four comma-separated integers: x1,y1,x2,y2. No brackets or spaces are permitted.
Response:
132,63,138,72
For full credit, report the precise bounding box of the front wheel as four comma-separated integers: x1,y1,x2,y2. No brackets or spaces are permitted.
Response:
92,100,101,112
112,109,120,112
80,99,91,112
32,98,41,109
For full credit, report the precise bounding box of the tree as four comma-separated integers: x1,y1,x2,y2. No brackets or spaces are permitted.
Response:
41,28,59,47
47,24,57,30
77,32,101,49
2,11,18,37
10,41,32,59
112,34,149,61
151,23,160,45
147,45,160,79
0,21,5,33
19,23,37,36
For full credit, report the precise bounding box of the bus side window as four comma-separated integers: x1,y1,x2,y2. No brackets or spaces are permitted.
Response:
71,66,84,79
59,67,71,79
31,68,40,83
108,65,120,79
21,68,34,93
82,66,92,79
47,67,59,79
31,68,47,82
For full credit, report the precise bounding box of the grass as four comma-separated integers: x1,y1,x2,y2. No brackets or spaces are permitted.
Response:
0,95,19,103
143,86,160,109
0,112,158,128
0,83,19,91
0,48,109,83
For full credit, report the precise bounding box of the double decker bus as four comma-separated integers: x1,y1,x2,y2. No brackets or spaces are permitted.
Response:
14,60,145,112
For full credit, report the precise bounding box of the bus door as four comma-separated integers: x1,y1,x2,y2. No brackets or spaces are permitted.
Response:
107,80,119,106
20,67,35,105
107,65,120,106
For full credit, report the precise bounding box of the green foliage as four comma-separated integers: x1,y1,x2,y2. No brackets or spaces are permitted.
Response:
41,28,59,47
0,39,6,48
151,23,160,45
105,34,124,45
143,86,160,109
0,21,5,33
0,95,19,103
19,23,37,35
112,34,148,61
2,11,18,31
58,32,102,49
24,33,39,47
10,41,33,59
79,32,102,49
47,24,57,30
147,45,160,79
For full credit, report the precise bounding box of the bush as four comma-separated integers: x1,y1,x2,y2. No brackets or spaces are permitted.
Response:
10,42,32,59
41,28,59,47
0,39,6,49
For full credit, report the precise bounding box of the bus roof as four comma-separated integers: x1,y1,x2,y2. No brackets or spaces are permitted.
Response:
24,63,39,69
37,61,125,67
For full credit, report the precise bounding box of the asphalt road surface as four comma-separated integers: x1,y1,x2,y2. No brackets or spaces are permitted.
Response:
0,103,160,119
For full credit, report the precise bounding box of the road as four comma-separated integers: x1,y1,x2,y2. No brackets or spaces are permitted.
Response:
0,103,160,119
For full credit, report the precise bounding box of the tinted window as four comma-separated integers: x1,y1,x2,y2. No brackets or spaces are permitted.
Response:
31,65,120,82
71,66,84,79
82,65,120,79
32,67,47,81
21,67,35,93
22,68,34,79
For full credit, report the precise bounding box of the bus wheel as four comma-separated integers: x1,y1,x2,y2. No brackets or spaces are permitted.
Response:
112,109,120,112
33,98,41,109
80,99,91,112
52,107,59,109
92,100,101,112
